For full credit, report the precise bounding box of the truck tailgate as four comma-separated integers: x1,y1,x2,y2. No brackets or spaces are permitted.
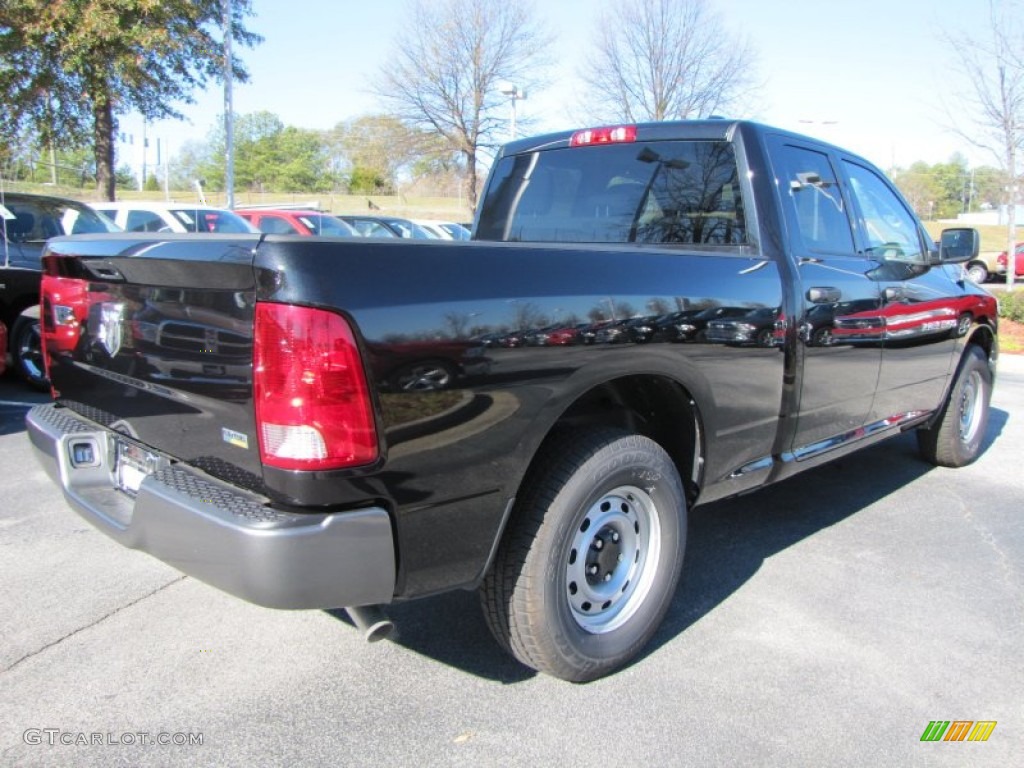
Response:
41,233,266,490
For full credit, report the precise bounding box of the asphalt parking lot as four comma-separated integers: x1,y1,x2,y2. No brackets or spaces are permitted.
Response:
0,357,1021,767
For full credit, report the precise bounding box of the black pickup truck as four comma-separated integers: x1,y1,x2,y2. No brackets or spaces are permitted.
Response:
26,120,998,681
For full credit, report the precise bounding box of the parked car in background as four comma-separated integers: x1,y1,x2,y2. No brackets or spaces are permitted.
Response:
963,250,1004,284
593,315,661,344
236,209,358,237
415,220,471,240
995,242,1024,280
340,215,433,239
705,306,782,347
90,202,256,234
1,192,119,388
671,306,750,342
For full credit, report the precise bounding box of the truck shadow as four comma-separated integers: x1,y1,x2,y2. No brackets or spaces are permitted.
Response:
333,406,1004,683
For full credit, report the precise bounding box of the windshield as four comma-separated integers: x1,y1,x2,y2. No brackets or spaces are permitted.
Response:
297,214,358,237
1,197,119,242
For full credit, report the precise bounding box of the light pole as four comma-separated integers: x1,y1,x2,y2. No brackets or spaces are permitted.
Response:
498,83,527,140
223,0,235,209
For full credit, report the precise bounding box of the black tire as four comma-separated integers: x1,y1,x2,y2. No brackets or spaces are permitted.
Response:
917,345,992,467
481,427,687,681
10,308,49,391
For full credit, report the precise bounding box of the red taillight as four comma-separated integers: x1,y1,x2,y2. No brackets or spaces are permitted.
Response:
997,253,1006,266
569,125,637,147
253,303,378,471
40,275,89,377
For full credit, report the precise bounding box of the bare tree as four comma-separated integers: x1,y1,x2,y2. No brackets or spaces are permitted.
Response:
946,0,1024,287
580,0,758,123
371,0,552,210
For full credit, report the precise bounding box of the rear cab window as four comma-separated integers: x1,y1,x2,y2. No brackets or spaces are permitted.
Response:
476,139,747,247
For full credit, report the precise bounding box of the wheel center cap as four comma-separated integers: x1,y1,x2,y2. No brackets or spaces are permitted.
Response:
586,526,623,584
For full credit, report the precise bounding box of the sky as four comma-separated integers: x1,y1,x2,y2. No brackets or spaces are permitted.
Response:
124,0,1004,176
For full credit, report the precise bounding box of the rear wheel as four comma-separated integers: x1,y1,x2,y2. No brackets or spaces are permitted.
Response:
11,308,48,391
481,427,687,681
965,262,988,284
917,345,992,467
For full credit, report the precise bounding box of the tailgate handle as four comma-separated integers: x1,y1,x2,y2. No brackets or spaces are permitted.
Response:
85,263,125,282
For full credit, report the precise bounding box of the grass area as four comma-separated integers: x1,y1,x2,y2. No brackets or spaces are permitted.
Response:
923,221,1016,254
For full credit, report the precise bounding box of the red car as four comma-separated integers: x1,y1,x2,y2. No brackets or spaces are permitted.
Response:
832,294,992,344
237,209,358,237
996,242,1024,279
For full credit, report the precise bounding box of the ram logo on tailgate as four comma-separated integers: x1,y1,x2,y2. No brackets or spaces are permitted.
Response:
97,302,126,357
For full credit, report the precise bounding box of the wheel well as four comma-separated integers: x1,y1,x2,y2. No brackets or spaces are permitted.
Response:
968,323,997,361
3,295,39,325
531,375,702,505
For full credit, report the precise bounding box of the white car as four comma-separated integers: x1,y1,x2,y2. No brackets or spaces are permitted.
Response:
89,201,257,234
414,219,471,240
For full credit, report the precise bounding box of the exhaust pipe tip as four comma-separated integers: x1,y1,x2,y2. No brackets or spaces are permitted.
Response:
345,605,396,643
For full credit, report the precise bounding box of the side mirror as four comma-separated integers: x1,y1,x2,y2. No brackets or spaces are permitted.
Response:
937,227,980,263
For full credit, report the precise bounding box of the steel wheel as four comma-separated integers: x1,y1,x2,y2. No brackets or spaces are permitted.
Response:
957,368,984,445
565,485,662,634
918,345,991,467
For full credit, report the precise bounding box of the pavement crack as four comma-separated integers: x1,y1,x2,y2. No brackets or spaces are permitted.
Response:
1,575,187,674
949,483,1024,629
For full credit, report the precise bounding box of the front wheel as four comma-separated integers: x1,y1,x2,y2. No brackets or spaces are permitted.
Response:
481,428,687,681
917,345,992,467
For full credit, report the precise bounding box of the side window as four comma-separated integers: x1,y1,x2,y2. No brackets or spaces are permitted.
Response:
256,216,299,235
125,210,166,232
772,144,855,254
842,161,923,262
